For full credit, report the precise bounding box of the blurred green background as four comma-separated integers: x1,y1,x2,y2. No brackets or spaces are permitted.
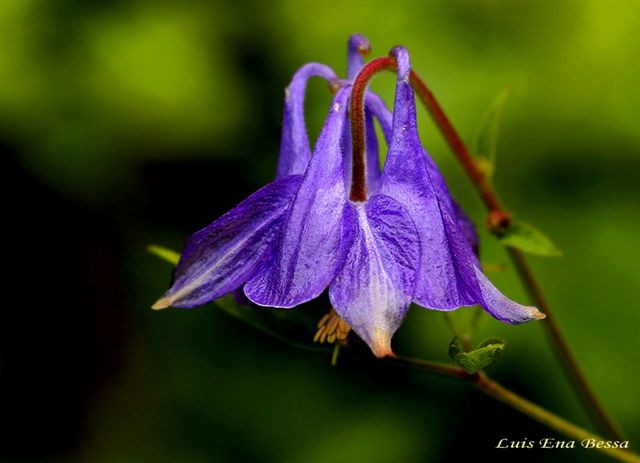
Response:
1,1,639,462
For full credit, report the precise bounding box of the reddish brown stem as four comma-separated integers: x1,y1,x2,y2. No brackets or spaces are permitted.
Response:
348,57,395,202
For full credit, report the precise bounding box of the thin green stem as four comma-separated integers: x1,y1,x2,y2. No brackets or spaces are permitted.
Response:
387,355,639,463
474,372,638,463
408,69,624,442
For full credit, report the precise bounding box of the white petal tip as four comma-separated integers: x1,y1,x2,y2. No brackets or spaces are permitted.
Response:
151,297,173,310
370,331,395,358
531,308,546,320
372,346,395,359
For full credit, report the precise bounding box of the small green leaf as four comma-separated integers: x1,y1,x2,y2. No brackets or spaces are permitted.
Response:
449,337,506,374
147,244,180,265
474,87,511,178
499,221,563,257
478,337,505,349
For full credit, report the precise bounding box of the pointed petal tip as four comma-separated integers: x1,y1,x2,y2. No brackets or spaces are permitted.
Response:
370,330,395,358
151,296,173,310
389,46,411,80
348,34,371,56
531,307,547,320
472,266,546,324
372,344,395,359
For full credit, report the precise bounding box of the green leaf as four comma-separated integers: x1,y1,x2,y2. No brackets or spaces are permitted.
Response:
499,220,563,257
449,337,506,374
478,337,505,349
474,87,511,178
147,244,180,265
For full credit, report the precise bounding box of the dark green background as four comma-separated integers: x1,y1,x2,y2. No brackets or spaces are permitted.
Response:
1,1,638,462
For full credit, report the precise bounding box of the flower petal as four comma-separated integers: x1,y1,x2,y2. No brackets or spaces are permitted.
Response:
473,266,546,324
380,47,542,324
329,195,420,358
365,92,392,145
153,175,303,309
422,143,479,259
451,199,480,258
363,92,394,196
347,34,371,80
277,63,338,179
365,106,382,194
381,47,479,309
245,88,352,307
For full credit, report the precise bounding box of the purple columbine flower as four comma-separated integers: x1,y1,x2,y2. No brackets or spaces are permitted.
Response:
153,36,544,358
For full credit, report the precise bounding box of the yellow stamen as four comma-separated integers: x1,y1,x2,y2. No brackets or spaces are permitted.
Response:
316,312,331,328
313,308,351,344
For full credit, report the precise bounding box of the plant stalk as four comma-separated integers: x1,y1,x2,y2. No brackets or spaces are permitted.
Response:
387,355,638,463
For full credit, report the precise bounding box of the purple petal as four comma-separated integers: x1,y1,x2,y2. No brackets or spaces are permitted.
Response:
277,63,338,179
363,92,393,195
381,47,479,309
152,175,303,309
245,88,352,307
347,34,371,80
473,266,545,323
366,79,474,254
364,108,382,194
451,199,480,258
380,47,543,324
365,92,392,145
421,145,479,259
329,195,420,358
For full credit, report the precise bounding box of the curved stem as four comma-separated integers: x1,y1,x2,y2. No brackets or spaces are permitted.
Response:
348,57,395,201
386,355,639,463
408,69,625,442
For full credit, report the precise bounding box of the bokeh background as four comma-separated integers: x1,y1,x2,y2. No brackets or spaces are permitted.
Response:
1,1,639,462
